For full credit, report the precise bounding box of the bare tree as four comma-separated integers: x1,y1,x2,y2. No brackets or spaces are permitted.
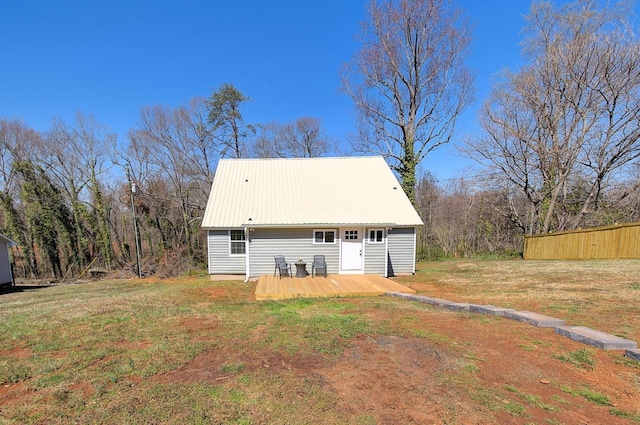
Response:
0,119,41,277
43,113,117,270
467,0,640,233
254,122,282,158
414,172,440,258
254,117,330,158
175,97,217,199
128,98,217,261
342,0,474,203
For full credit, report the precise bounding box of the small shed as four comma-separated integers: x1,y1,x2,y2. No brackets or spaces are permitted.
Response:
0,233,17,287
201,156,424,280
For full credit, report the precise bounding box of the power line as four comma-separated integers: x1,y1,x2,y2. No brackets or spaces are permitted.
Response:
430,171,502,183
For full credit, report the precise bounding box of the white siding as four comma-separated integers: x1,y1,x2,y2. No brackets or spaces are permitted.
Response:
387,227,416,275
0,240,12,285
248,228,339,277
207,230,246,274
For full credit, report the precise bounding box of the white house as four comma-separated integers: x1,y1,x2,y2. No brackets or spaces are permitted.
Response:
0,233,17,287
201,156,423,280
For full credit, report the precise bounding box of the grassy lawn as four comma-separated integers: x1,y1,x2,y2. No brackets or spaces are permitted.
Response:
1,259,639,424
400,259,640,342
0,276,383,424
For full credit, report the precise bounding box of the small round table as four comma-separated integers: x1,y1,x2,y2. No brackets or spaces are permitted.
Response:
295,262,307,278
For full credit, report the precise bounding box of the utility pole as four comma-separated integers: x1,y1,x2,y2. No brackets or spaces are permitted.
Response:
129,173,142,278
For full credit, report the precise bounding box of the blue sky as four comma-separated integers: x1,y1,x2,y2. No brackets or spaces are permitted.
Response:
0,0,605,181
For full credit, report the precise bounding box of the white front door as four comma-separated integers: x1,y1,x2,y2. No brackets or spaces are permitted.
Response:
341,228,363,272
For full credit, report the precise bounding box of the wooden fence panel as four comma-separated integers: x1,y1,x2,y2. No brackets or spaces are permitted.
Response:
618,225,640,258
524,222,640,260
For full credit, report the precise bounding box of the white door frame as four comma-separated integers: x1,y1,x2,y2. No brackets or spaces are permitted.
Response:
339,227,364,274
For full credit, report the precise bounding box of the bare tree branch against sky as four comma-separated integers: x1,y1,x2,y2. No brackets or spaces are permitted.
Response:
1,0,632,181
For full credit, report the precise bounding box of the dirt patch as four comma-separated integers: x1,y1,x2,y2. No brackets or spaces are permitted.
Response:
111,340,153,350
0,346,33,359
316,335,474,423
200,287,235,299
0,382,27,407
152,348,324,386
151,300,640,424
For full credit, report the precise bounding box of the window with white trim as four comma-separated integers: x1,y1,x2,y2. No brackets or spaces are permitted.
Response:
344,229,359,240
368,229,384,243
313,229,336,244
229,229,246,255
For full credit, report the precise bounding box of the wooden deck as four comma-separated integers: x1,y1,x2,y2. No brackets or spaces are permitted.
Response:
255,274,416,300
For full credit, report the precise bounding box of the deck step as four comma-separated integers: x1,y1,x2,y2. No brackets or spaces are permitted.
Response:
555,326,638,351
503,311,565,328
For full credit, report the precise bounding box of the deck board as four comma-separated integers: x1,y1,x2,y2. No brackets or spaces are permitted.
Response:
255,274,416,300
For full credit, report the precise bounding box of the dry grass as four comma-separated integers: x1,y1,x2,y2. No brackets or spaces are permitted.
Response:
2,261,640,424
399,259,640,341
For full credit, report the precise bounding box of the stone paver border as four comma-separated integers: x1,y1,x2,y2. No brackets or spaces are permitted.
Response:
386,291,639,361
555,326,637,351
627,349,640,361
503,311,565,328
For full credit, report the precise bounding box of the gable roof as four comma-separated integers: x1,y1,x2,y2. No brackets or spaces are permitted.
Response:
202,156,423,228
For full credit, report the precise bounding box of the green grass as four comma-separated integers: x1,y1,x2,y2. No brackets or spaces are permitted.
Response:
610,408,640,421
551,394,570,405
0,277,386,423
409,328,450,343
503,384,558,412
503,400,529,417
2,261,639,424
0,361,32,384
463,363,480,373
560,385,611,406
553,348,595,370
221,362,246,374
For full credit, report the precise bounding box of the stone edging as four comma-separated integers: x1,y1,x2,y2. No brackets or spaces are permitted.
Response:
386,292,639,361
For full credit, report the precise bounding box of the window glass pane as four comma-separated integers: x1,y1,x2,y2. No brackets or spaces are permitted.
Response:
325,231,335,243
345,230,358,240
230,230,245,241
230,230,245,254
231,242,245,255
368,229,383,242
315,231,324,243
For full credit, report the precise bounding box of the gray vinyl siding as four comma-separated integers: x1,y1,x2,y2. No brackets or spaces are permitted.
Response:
387,227,416,276
0,240,12,285
207,226,412,277
248,228,340,277
364,230,386,275
207,230,246,274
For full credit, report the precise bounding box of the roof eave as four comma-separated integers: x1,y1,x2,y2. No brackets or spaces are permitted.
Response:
0,234,18,246
203,222,421,229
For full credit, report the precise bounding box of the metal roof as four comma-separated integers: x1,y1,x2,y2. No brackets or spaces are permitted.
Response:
0,233,17,246
201,156,424,228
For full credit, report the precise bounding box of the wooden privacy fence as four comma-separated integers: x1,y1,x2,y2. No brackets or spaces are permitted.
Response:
524,222,640,260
